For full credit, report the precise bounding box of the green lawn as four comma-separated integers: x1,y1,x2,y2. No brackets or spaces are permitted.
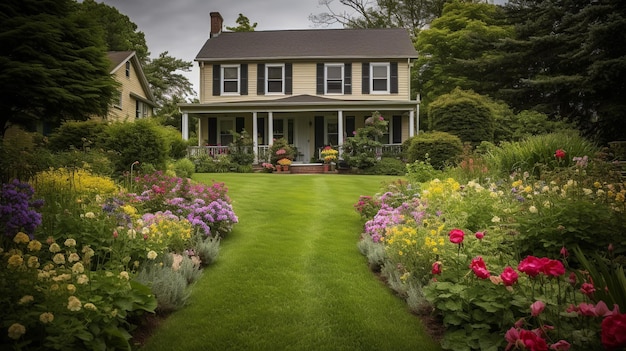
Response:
140,174,441,351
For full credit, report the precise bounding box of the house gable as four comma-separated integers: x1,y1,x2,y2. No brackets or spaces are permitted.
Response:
106,51,156,122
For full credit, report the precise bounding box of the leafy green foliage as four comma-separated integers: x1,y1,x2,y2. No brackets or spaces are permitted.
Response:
406,158,443,183
228,129,255,166
362,157,406,175
428,88,495,145
342,111,389,169
225,13,258,32
103,119,168,174
405,131,463,169
268,138,295,164
171,158,195,178
0,128,53,182
47,120,107,152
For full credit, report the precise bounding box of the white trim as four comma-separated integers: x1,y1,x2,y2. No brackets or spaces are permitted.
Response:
182,113,189,140
265,64,285,95
370,62,390,94
324,63,344,95
221,64,240,95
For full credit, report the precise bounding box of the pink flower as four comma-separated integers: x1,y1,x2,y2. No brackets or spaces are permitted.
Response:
505,327,519,351
601,313,626,350
475,231,485,240
113,230,119,239
578,302,596,317
531,300,546,317
594,301,612,317
541,259,565,277
568,272,577,286
431,262,442,275
550,340,571,350
519,329,548,351
560,246,568,258
470,256,490,279
449,228,465,244
554,149,566,160
518,256,543,278
580,282,596,296
501,266,519,286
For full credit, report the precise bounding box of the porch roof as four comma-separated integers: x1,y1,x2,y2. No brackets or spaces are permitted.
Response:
179,95,419,114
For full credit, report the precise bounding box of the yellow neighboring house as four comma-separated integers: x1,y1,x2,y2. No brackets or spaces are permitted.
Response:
107,51,157,122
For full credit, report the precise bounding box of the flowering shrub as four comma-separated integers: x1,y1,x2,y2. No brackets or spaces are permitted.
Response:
277,158,292,166
142,211,193,252
320,146,338,163
0,180,43,237
261,162,275,173
31,168,118,196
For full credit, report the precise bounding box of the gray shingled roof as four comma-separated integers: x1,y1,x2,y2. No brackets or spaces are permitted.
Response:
195,28,417,61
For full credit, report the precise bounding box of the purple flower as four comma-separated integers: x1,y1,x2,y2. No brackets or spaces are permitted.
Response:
0,180,43,237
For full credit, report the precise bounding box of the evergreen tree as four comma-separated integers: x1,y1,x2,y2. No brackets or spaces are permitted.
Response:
0,0,117,137
226,14,258,32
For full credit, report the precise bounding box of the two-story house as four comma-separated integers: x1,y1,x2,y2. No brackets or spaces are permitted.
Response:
106,51,156,122
180,12,419,163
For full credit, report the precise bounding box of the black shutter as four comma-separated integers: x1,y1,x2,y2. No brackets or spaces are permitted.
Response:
393,115,402,143
236,117,245,133
257,63,265,95
390,62,398,94
346,116,355,137
212,64,220,96
285,63,292,95
344,63,352,94
240,64,248,95
208,117,217,145
316,63,324,95
362,62,369,94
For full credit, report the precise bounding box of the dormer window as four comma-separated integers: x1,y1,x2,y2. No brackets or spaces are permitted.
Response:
266,64,284,94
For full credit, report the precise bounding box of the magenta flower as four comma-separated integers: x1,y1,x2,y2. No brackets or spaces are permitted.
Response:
531,300,546,317
449,228,465,244
500,266,519,286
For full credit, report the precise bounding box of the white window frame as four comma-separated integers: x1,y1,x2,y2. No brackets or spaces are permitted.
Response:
114,90,123,109
325,63,344,95
370,62,390,94
221,64,240,95
325,117,339,146
266,64,285,95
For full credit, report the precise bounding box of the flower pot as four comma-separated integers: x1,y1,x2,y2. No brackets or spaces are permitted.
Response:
276,166,281,173
282,165,290,172
323,164,330,172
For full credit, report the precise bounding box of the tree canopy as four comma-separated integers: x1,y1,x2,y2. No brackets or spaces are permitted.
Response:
0,0,118,137
226,14,257,32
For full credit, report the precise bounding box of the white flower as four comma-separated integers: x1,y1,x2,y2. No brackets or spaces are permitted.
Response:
49,243,61,253
147,250,158,260
39,312,54,324
142,227,150,235
64,238,76,247
77,274,89,285
85,212,96,219
71,262,85,274
127,229,136,239
52,253,65,265
84,303,97,311
583,188,593,196
67,296,82,311
528,206,538,214
491,216,501,223
68,253,80,263
8,323,26,340
119,271,130,280
67,284,76,294
18,295,34,305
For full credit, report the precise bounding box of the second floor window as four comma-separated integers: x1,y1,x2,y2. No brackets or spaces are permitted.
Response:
222,65,240,94
325,64,343,94
371,63,390,93
266,64,284,94
125,61,131,78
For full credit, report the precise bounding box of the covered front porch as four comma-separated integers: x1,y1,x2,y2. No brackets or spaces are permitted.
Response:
179,95,419,164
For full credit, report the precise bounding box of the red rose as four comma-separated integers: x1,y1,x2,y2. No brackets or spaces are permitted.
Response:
601,313,626,350
580,282,596,296
475,231,485,240
519,329,548,351
542,259,565,277
501,266,519,286
554,149,566,160
449,228,465,244
470,256,490,279
518,256,543,278
431,261,442,275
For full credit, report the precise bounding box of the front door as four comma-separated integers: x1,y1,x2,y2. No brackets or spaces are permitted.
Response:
295,117,310,162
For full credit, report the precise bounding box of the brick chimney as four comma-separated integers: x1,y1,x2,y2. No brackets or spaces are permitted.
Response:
210,12,223,38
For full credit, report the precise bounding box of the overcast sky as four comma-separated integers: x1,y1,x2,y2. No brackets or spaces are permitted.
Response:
99,0,344,98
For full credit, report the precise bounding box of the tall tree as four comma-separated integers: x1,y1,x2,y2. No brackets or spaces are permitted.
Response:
226,14,258,32
310,0,449,36
501,0,626,143
143,52,195,109
78,0,149,64
0,0,117,137
414,1,514,113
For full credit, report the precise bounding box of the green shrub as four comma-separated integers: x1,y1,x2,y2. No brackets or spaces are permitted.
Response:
357,235,386,271
172,158,195,178
268,138,295,165
157,125,187,159
485,131,599,177
342,111,389,169
102,119,169,175
136,258,191,313
53,149,114,177
229,129,255,166
47,120,107,152
362,157,406,175
1,128,53,182
405,131,463,169
406,157,443,183
194,236,220,267
428,88,495,145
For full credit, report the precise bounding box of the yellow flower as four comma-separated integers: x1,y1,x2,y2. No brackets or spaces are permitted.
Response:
84,303,97,311
67,284,76,294
27,256,40,268
7,323,26,340
68,253,80,263
49,243,61,253
18,295,34,305
13,232,30,244
7,254,23,268
64,238,76,247
84,212,96,219
67,296,82,311
52,253,65,265
27,240,42,252
119,271,130,281
71,262,85,274
616,192,625,203
39,312,54,324
147,250,158,260
77,274,89,285
398,250,403,256
594,181,602,188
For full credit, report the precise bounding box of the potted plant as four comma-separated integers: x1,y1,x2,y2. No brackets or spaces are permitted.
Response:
320,146,338,172
269,138,295,169
277,158,292,172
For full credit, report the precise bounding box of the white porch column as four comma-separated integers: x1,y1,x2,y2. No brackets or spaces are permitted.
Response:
337,110,344,146
268,111,274,145
252,112,258,163
181,112,189,140
416,94,421,135
409,110,415,137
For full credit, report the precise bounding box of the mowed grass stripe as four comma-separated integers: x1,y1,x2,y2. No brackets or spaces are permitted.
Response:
140,174,441,351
